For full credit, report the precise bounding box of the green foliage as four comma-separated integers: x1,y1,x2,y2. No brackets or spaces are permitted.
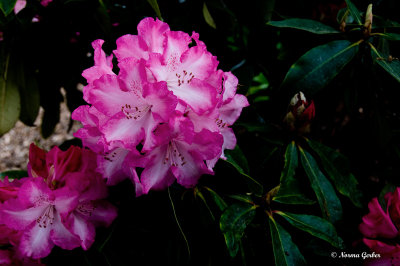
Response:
0,54,20,136
306,139,362,207
268,215,306,266
282,40,359,96
0,0,17,16
146,0,162,20
370,43,400,83
299,147,342,224
275,211,343,248
220,202,256,257
0,169,28,179
224,145,263,196
274,141,314,205
267,18,339,35
202,2,216,29
344,0,362,25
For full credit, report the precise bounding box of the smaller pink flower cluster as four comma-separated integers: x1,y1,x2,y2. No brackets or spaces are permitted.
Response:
359,188,400,265
72,17,249,196
0,144,117,262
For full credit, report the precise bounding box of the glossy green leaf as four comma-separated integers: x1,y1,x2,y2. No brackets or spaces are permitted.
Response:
16,66,40,126
370,43,400,83
0,54,20,136
225,146,263,196
345,0,362,25
274,141,315,205
275,211,344,248
203,2,216,29
336,8,353,25
378,183,396,210
375,33,400,41
267,18,339,34
306,139,362,207
146,0,162,20
268,216,306,266
299,147,342,223
220,203,256,257
41,104,60,139
282,40,359,96
203,186,227,211
0,170,28,180
0,0,17,16
253,96,270,103
229,194,253,204
248,73,269,96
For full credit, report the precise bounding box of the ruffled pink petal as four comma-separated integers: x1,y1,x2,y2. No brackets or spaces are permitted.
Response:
185,108,219,133
17,178,53,208
82,40,114,84
142,81,177,122
18,222,53,259
117,58,148,92
53,187,79,215
218,94,249,125
162,31,191,71
114,34,149,61
359,198,398,239
179,46,219,80
28,144,48,179
66,212,95,250
14,0,26,14
191,31,207,49
140,145,175,194
50,211,80,250
84,200,117,227
222,72,238,103
1,200,47,230
137,17,170,54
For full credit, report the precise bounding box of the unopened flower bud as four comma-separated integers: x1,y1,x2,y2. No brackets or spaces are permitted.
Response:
364,4,373,37
284,92,315,133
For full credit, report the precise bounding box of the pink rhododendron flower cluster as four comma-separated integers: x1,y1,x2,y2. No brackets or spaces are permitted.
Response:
72,17,249,195
359,187,400,265
0,144,117,261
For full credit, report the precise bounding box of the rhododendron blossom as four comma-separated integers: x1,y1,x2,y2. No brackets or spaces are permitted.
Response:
73,17,249,195
0,144,117,260
359,187,400,265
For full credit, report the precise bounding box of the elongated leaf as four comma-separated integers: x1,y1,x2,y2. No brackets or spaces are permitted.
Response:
276,211,344,248
0,170,28,180
299,147,342,223
220,203,256,257
282,40,359,96
0,0,17,16
337,8,353,25
345,0,362,25
229,194,253,204
225,146,263,196
274,141,315,205
267,18,339,34
306,139,362,207
203,2,216,29
373,16,400,29
203,186,227,211
370,43,400,83
268,216,306,266
146,0,162,20
0,54,20,136
376,33,400,41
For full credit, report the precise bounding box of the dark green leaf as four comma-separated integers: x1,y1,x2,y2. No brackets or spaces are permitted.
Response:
370,43,400,83
17,68,40,126
375,33,400,41
373,16,400,29
253,96,270,103
195,188,216,221
0,0,17,16
0,170,28,180
203,2,216,29
41,104,60,138
337,8,353,25
0,54,20,136
345,0,362,25
299,147,342,223
248,73,269,96
229,194,253,204
146,0,162,20
276,211,344,248
282,40,359,96
306,139,362,207
268,215,306,266
220,203,256,257
267,18,339,34
203,186,228,211
274,141,315,205
225,146,263,196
